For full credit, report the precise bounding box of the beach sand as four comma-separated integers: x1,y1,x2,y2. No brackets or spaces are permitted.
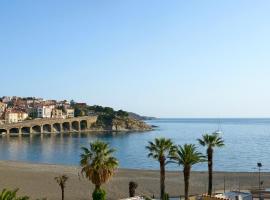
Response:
0,161,268,200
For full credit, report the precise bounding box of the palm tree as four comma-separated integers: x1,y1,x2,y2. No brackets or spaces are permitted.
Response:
129,181,138,197
170,144,205,200
54,175,68,200
146,138,176,200
198,132,224,195
80,140,118,199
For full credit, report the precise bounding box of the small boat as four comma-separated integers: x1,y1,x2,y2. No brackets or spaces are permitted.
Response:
215,119,223,134
215,130,223,134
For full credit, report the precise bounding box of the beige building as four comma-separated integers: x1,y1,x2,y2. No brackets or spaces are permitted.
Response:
65,108,74,118
51,108,63,118
4,109,28,123
0,102,7,117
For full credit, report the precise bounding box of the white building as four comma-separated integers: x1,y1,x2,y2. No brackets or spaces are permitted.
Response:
120,197,145,200
215,192,252,200
37,104,55,118
1,96,12,104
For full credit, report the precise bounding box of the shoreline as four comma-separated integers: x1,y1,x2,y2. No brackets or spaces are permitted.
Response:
0,159,265,173
0,161,268,200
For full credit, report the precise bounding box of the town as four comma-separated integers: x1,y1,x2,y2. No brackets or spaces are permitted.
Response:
0,96,152,135
0,96,82,124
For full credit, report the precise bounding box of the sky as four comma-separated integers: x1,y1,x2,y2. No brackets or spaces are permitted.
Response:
1,1,270,118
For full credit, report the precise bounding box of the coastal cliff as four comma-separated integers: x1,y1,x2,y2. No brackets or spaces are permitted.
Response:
91,116,152,132
73,103,153,132
111,117,152,131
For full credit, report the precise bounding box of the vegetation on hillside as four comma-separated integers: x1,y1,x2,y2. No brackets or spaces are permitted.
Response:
71,100,129,128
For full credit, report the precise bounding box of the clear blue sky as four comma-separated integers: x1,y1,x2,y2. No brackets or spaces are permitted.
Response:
1,1,270,117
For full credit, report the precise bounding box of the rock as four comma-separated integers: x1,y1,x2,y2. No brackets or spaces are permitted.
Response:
112,117,152,132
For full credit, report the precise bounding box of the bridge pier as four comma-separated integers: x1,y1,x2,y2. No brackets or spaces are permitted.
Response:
18,128,22,135
60,124,63,133
87,120,92,129
51,123,56,134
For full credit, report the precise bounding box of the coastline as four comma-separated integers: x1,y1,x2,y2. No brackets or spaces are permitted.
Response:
0,161,268,200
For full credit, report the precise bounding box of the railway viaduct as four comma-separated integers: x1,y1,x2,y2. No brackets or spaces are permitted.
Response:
0,116,98,135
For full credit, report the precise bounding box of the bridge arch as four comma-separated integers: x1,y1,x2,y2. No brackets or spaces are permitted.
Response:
52,123,61,133
80,120,88,131
43,124,52,133
71,121,79,131
62,122,70,132
9,128,20,135
21,127,31,134
32,125,41,134
0,128,7,135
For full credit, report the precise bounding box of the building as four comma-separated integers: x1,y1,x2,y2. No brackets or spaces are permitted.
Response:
223,192,252,200
65,108,74,118
51,108,63,118
1,96,12,104
56,100,70,109
4,109,28,123
0,102,7,115
75,103,87,107
120,197,145,200
205,191,252,200
37,104,55,118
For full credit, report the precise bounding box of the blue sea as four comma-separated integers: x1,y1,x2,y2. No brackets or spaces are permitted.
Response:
0,118,270,172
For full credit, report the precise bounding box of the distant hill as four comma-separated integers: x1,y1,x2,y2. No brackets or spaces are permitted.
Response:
128,112,156,120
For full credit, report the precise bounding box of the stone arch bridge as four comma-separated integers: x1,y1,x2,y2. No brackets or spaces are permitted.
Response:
0,116,97,135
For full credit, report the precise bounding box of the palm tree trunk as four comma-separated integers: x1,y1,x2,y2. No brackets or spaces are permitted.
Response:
183,166,191,200
95,184,101,191
160,159,165,200
207,147,213,195
61,187,64,200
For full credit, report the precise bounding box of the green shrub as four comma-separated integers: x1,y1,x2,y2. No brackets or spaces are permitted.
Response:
164,193,169,200
92,188,106,200
0,188,29,200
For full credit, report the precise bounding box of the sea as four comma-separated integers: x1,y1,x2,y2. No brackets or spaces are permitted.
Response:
0,118,270,172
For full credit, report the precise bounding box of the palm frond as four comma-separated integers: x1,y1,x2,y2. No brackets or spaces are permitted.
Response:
80,140,118,186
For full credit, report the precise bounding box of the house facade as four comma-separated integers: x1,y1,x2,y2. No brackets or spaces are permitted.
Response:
37,104,55,118
65,108,74,118
51,108,63,118
4,109,28,123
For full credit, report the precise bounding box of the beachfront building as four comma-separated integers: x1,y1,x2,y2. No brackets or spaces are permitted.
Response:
51,108,63,118
56,100,70,109
65,108,74,118
1,96,12,104
0,102,7,116
203,191,252,200
4,109,28,123
37,104,55,118
120,197,145,200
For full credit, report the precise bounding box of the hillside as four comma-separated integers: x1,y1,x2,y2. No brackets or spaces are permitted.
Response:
128,112,156,120
73,103,153,131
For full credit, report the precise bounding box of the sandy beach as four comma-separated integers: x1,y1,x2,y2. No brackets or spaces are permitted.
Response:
0,160,268,200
